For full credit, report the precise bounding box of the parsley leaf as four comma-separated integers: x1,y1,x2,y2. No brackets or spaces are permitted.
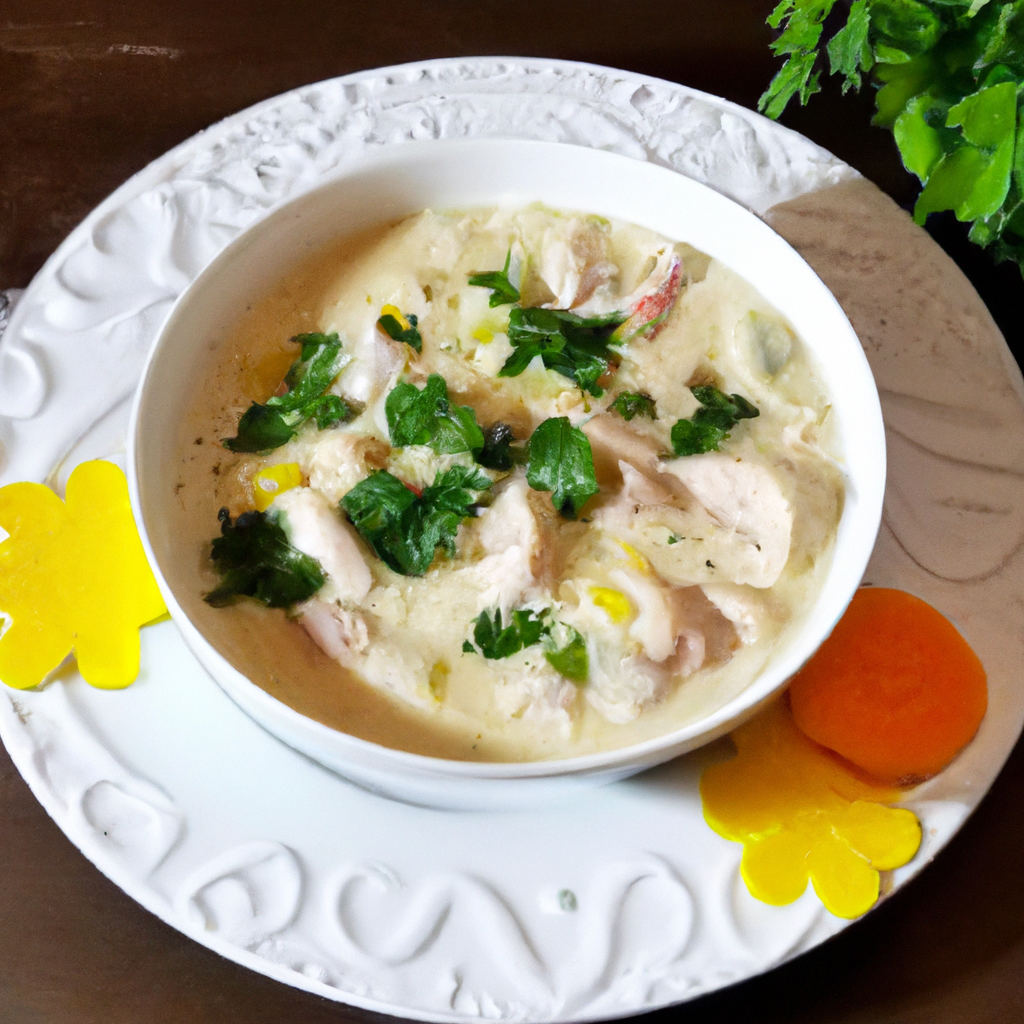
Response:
468,249,521,307
377,308,422,352
464,607,589,682
341,466,491,576
468,607,546,659
386,374,485,454
670,385,760,456
223,333,352,453
541,619,589,682
610,391,657,421
759,0,1024,275
526,416,600,518
500,307,625,397
205,507,326,609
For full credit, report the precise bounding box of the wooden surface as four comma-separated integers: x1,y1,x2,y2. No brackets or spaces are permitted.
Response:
2,3,1023,1022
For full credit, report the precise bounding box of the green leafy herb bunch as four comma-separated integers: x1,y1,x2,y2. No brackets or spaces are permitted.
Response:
761,0,1024,271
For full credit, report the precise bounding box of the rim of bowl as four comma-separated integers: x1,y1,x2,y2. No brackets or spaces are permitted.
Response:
128,136,885,781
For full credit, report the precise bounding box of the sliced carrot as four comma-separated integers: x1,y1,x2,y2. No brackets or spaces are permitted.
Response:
789,588,987,785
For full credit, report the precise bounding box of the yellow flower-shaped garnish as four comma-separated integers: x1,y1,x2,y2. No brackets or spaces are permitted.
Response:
0,460,166,690
253,462,302,512
700,700,921,919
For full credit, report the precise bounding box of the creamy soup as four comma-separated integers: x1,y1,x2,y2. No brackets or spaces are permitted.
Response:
174,207,843,761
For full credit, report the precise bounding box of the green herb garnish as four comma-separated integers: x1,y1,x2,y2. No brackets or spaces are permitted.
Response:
223,332,352,453
465,607,546,659
670,385,760,456
204,507,326,609
341,465,492,576
759,0,1024,273
467,249,521,307
377,308,422,352
610,391,657,421
464,607,589,682
525,416,600,518
385,374,485,454
541,619,589,682
500,307,626,397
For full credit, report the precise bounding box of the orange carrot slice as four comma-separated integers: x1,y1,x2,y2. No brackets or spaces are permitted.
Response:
789,588,987,785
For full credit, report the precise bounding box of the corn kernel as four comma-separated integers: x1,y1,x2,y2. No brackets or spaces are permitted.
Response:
590,587,632,623
428,660,449,703
253,463,302,512
472,326,494,344
617,541,649,574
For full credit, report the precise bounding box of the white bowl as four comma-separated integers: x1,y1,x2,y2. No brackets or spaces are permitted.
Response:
128,138,885,810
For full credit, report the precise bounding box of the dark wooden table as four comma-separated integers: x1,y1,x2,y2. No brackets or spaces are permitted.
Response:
2,3,1023,1022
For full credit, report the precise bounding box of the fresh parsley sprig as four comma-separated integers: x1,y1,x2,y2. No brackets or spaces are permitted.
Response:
463,607,546,658
385,374,485,454
610,391,657,421
463,607,589,682
223,332,353,454
500,307,626,397
525,416,600,518
468,249,521,306
341,466,492,576
760,0,1024,272
204,507,326,608
670,385,760,456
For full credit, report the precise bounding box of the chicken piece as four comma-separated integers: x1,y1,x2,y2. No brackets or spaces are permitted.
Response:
700,583,781,646
575,247,683,321
462,477,555,615
492,656,578,737
297,599,369,666
585,648,670,724
659,452,793,581
271,486,372,603
306,431,389,504
336,328,406,407
581,413,672,492
595,459,790,589
535,218,617,309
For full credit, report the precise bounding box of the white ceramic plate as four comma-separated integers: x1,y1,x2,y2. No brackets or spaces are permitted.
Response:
1,58,1022,1022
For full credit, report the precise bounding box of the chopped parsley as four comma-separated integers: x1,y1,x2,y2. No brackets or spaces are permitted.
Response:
341,465,492,576
500,307,625,396
385,374,485,454
204,507,326,609
377,308,422,352
525,416,600,519
670,385,760,456
464,607,589,682
223,332,352,454
610,391,657,421
467,249,520,307
464,607,546,659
